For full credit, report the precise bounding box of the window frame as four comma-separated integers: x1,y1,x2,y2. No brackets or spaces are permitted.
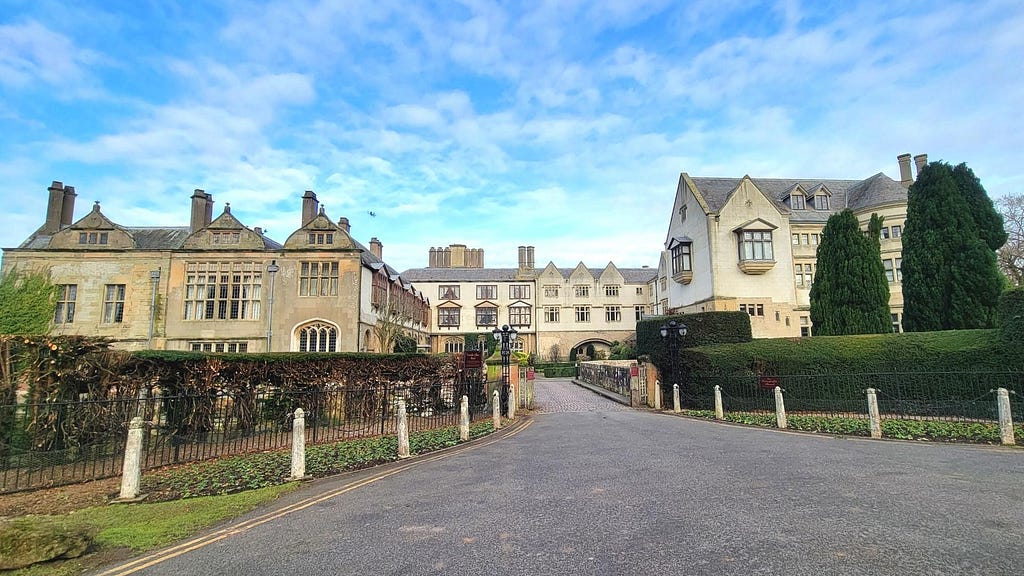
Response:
438,285,460,300
54,284,77,324
438,307,461,327
475,306,497,327
574,305,591,323
476,285,497,300
103,284,126,324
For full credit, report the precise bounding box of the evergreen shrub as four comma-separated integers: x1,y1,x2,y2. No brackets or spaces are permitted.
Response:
997,288,1024,346
636,312,752,376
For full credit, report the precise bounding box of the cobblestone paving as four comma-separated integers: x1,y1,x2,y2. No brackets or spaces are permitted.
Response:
533,377,635,413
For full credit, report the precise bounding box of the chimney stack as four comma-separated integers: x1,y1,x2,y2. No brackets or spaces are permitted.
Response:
44,181,65,234
254,227,263,236
429,247,437,267
338,217,350,233
913,154,928,178
897,154,913,187
190,189,209,233
61,185,77,228
302,190,318,226
518,246,527,271
527,246,535,270
205,193,213,226
370,237,382,260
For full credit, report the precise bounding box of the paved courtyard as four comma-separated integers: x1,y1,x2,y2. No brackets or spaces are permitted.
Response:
99,377,1024,576
532,376,634,413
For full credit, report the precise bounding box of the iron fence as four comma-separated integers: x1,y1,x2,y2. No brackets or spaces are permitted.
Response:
671,371,1024,422
0,380,489,494
579,363,632,397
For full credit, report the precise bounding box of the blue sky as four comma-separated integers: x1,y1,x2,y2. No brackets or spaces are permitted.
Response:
2,0,1022,273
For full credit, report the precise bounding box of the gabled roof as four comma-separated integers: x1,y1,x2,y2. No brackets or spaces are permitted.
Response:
400,266,657,284
682,172,907,224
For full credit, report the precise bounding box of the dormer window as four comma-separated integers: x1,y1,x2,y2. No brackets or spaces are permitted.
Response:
78,231,108,245
308,232,334,245
813,194,830,210
790,194,806,210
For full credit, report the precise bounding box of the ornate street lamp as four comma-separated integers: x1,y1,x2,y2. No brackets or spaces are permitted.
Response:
266,260,280,352
659,319,688,406
492,324,518,416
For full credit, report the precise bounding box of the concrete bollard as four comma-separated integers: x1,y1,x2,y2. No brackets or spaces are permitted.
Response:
459,395,470,442
116,416,145,501
774,386,787,429
654,380,662,410
672,384,681,413
397,398,410,458
866,388,882,439
289,408,307,480
997,388,1015,446
492,390,502,429
508,383,516,420
714,385,724,420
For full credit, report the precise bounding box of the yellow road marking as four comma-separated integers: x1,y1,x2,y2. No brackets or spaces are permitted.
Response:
97,419,533,576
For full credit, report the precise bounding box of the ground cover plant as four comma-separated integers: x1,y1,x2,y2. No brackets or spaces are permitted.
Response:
144,420,495,499
681,410,1023,443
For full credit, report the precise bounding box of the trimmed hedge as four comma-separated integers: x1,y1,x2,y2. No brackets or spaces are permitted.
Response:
637,312,752,380
676,329,1020,377
998,288,1024,346
542,366,577,378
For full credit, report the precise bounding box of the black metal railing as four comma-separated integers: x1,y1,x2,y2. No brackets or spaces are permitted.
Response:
677,372,1024,422
579,363,633,397
0,380,489,494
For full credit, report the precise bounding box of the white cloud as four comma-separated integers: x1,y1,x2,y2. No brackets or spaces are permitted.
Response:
0,20,99,90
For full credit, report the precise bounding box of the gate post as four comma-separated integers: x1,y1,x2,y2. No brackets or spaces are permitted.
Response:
115,416,146,502
714,385,724,420
289,408,307,480
997,388,1015,446
654,380,662,410
866,388,882,439
774,386,787,429
459,395,470,442
397,398,411,458
672,384,681,413
492,390,502,430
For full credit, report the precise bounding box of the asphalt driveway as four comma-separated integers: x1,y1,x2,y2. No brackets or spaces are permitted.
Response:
96,378,1024,575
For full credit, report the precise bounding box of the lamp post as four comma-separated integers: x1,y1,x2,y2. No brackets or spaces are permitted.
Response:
659,319,688,407
492,324,518,416
147,268,161,349
266,260,280,352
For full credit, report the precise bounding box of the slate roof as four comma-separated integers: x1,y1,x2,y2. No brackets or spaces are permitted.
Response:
401,267,658,284
17,226,284,250
687,173,907,224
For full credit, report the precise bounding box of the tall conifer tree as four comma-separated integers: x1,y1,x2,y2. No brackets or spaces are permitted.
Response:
809,209,891,335
902,162,1005,331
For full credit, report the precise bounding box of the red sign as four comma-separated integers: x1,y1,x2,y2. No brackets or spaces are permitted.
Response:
630,365,639,377
526,367,535,380
758,376,780,389
464,351,483,369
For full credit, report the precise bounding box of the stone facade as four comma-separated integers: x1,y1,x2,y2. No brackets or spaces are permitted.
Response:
2,182,430,352
402,245,657,360
656,155,919,338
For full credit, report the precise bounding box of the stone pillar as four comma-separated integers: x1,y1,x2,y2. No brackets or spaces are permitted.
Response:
397,398,410,458
866,388,882,439
654,380,662,410
997,388,1015,446
117,416,145,501
672,384,681,414
492,390,502,429
289,408,307,479
508,382,516,420
459,395,470,441
714,385,724,420
774,386,787,429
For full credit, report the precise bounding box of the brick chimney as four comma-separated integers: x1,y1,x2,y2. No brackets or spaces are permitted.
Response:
370,237,382,259
205,193,213,225
43,181,65,234
302,190,318,226
61,185,77,228
913,154,928,178
897,154,913,187
190,189,209,233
